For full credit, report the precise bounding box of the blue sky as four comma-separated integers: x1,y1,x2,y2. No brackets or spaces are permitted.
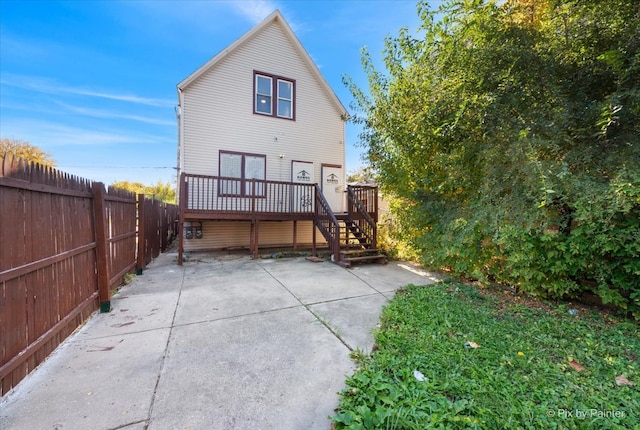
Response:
1,0,435,186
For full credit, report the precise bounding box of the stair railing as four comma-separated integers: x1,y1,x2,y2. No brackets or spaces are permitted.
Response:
347,186,378,249
314,184,341,263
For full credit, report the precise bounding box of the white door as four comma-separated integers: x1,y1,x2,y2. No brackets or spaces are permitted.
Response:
321,165,344,213
291,161,314,212
292,161,314,184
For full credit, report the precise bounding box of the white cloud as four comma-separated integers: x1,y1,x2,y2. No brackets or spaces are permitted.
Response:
62,88,174,108
225,0,278,24
1,118,173,148
54,102,175,126
1,74,174,108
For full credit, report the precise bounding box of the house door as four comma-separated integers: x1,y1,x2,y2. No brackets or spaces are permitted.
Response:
291,161,314,213
321,164,344,213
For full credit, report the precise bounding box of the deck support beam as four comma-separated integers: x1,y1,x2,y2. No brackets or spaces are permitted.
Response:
312,220,317,256
250,219,260,259
293,220,297,250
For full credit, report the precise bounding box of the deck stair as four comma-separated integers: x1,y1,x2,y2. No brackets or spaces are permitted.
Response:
339,247,386,267
324,186,386,268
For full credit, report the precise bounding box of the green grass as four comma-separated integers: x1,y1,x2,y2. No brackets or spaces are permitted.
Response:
331,282,639,429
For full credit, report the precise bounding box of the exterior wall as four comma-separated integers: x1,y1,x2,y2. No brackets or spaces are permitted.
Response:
183,220,327,251
180,20,345,189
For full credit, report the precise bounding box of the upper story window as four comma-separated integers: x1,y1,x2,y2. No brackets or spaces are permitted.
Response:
254,71,295,120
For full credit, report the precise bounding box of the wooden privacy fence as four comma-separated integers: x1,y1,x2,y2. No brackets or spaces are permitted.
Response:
0,155,179,395
137,195,179,270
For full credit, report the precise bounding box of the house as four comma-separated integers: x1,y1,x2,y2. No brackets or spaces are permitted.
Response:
176,10,382,266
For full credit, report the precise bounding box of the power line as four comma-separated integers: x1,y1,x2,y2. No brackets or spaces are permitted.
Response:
57,165,177,169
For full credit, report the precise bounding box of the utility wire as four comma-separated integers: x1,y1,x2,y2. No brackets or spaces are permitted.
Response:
57,165,177,169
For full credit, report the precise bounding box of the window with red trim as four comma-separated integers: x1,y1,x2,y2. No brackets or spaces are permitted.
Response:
219,151,266,197
254,71,295,120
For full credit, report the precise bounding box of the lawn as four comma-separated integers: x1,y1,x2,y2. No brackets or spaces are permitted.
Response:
331,281,639,429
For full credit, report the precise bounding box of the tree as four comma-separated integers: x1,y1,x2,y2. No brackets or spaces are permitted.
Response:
111,180,176,204
346,0,640,316
346,166,377,184
0,138,55,167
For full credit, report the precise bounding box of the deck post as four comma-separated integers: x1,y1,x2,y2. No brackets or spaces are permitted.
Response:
249,220,254,255
255,220,260,258
250,219,260,259
293,220,297,250
374,186,379,223
251,179,256,214
177,173,186,265
312,220,317,256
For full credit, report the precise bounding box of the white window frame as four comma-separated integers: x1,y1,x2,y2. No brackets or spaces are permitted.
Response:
255,74,273,116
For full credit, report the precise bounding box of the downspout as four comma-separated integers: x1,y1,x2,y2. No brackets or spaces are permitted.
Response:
176,87,185,198
176,87,185,265
341,110,348,211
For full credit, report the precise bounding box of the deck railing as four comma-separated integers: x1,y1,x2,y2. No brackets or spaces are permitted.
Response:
181,173,316,218
348,185,378,221
347,185,378,249
314,184,342,262
178,174,379,264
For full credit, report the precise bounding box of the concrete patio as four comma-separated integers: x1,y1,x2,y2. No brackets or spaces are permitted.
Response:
0,251,439,430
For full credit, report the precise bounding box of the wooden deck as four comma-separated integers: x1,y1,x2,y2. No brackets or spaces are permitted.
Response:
177,173,382,266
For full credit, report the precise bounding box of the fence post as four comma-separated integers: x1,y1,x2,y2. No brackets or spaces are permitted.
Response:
161,203,168,252
136,193,145,274
92,182,111,313
152,198,160,259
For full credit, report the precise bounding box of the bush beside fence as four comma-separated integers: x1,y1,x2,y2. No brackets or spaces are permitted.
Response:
0,154,179,395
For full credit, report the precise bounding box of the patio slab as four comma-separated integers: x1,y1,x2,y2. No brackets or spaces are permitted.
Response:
0,251,439,430
150,308,353,430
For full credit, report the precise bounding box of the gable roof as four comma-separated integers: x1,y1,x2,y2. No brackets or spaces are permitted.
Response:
177,10,347,116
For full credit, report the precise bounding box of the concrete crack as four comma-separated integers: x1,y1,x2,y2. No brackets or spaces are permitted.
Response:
143,266,187,430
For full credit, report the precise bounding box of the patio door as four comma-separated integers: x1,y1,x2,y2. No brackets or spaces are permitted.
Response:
321,164,344,213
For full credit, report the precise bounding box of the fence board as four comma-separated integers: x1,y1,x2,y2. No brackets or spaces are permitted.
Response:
1,154,178,395
105,186,137,289
1,168,31,390
137,196,179,271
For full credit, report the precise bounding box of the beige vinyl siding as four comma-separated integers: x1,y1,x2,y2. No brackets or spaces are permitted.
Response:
181,20,345,185
183,220,327,251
